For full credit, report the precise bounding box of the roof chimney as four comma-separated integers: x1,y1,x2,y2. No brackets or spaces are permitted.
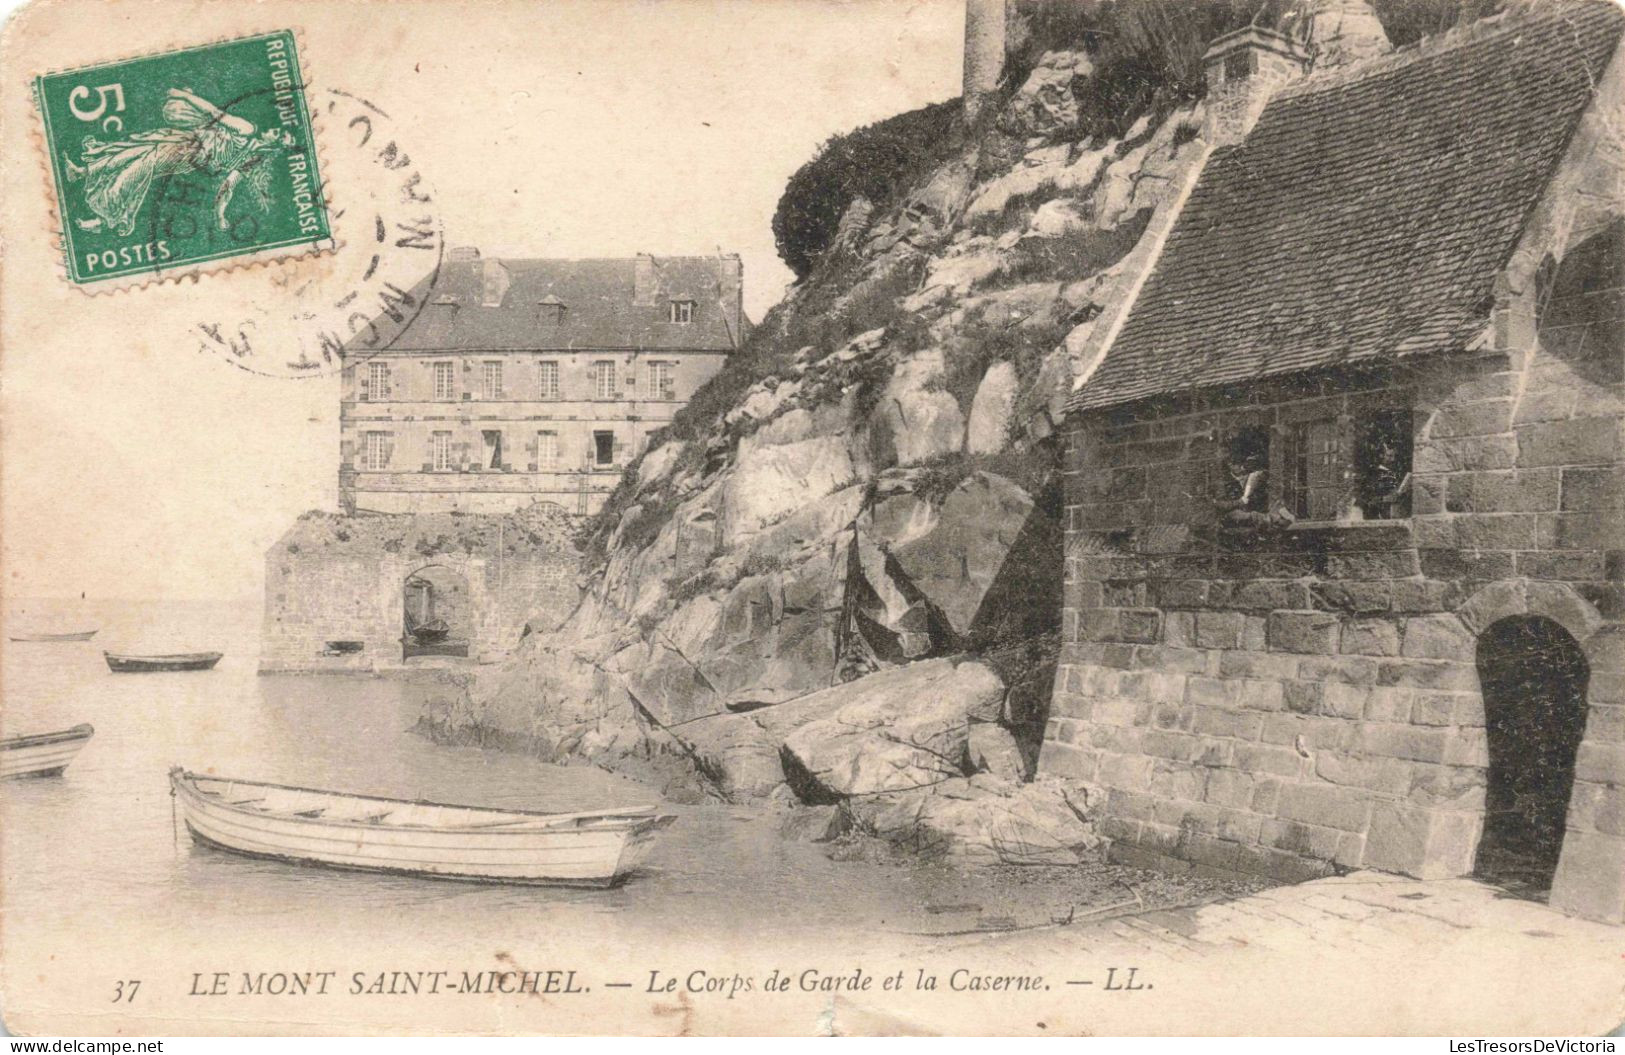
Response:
633,254,657,307
1303,0,1391,69
446,246,481,263
479,258,510,307
1201,26,1307,147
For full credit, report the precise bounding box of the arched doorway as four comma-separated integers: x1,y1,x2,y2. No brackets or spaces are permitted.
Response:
402,565,471,659
1473,615,1590,896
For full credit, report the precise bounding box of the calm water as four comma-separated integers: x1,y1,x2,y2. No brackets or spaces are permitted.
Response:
1,599,1076,959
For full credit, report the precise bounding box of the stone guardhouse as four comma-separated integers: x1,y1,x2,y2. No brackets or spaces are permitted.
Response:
1041,1,1625,922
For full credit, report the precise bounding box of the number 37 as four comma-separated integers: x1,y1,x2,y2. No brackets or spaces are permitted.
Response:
111,979,140,1003
69,83,125,132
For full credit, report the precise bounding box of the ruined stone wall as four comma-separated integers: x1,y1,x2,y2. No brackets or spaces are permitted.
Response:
259,511,579,674
1043,328,1623,914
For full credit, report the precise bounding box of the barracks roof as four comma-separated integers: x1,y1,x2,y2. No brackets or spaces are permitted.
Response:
358,254,745,353
1068,1,1625,414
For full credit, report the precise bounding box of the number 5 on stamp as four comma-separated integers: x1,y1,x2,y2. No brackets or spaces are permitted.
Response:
33,30,334,288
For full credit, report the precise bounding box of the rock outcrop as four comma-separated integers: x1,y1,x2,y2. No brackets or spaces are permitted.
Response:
846,775,1103,866
780,659,1003,799
434,28,1234,868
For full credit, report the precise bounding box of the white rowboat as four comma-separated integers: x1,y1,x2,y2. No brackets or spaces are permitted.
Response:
169,769,676,887
2,724,94,779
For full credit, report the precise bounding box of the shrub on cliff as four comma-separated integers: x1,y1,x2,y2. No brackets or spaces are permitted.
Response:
1006,0,1506,144
772,100,965,280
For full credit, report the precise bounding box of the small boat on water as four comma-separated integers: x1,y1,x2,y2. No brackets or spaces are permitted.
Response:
1,724,94,779
105,651,222,673
410,619,450,643
9,629,98,643
169,769,676,887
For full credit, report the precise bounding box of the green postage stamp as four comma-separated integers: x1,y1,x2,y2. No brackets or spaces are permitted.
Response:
34,30,334,288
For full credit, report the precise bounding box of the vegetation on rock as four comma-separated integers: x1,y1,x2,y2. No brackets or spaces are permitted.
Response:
772,100,966,280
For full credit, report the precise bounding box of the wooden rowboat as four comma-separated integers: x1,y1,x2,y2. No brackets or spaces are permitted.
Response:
169,769,676,887
105,651,222,673
1,724,94,779
9,630,98,642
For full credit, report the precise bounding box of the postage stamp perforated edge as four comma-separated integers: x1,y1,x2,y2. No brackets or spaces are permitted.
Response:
26,25,341,296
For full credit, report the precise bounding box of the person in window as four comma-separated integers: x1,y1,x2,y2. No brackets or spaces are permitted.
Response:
1217,453,1269,526
1360,435,1412,520
1216,429,1292,529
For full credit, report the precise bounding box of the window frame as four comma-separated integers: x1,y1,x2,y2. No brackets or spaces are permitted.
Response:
365,361,389,402
480,429,504,471
593,360,617,400
1274,407,1414,526
537,429,560,470
592,430,616,467
482,360,504,401
538,360,560,400
668,300,695,325
433,360,457,401
647,359,676,401
430,431,453,472
362,431,389,471
1280,418,1347,522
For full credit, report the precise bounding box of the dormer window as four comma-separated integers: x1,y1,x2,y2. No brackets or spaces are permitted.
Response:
669,300,694,325
1224,48,1255,81
538,296,566,326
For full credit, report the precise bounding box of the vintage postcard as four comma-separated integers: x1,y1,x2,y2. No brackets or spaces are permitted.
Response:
2,0,1623,1038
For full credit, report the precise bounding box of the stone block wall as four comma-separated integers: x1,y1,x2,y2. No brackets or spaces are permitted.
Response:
1043,339,1624,918
260,521,579,674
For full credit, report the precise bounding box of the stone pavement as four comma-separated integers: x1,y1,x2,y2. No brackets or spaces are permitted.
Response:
902,871,1625,1034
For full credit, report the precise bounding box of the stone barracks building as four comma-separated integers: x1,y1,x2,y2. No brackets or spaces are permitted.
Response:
339,250,745,516
1042,2,1625,922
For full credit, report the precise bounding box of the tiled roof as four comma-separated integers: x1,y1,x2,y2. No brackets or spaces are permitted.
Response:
356,255,744,353
1069,1,1624,413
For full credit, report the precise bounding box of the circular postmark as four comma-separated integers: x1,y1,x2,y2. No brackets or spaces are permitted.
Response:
162,86,445,378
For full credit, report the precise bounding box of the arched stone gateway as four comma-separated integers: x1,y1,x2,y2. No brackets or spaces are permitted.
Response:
1454,581,1625,922
1474,616,1589,893
401,564,471,659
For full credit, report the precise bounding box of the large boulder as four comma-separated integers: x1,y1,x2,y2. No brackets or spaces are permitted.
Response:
723,433,855,540
845,774,1102,866
867,349,965,467
1028,197,1089,238
1001,51,1092,139
780,658,1004,801
885,471,1035,638
780,804,850,843
966,361,1019,454
968,722,1027,782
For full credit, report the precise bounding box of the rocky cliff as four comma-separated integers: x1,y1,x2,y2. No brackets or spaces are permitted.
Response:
412,39,1224,863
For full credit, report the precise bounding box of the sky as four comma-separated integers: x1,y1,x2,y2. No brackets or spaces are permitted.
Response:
0,0,964,602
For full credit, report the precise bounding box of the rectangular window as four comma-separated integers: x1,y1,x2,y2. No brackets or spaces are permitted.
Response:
482,360,503,400
593,360,616,400
1282,420,1347,521
537,430,559,470
365,361,390,401
668,300,694,324
362,432,389,471
481,430,503,470
431,431,453,471
1354,409,1413,520
538,361,560,400
648,360,675,400
433,361,456,401
593,430,615,466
